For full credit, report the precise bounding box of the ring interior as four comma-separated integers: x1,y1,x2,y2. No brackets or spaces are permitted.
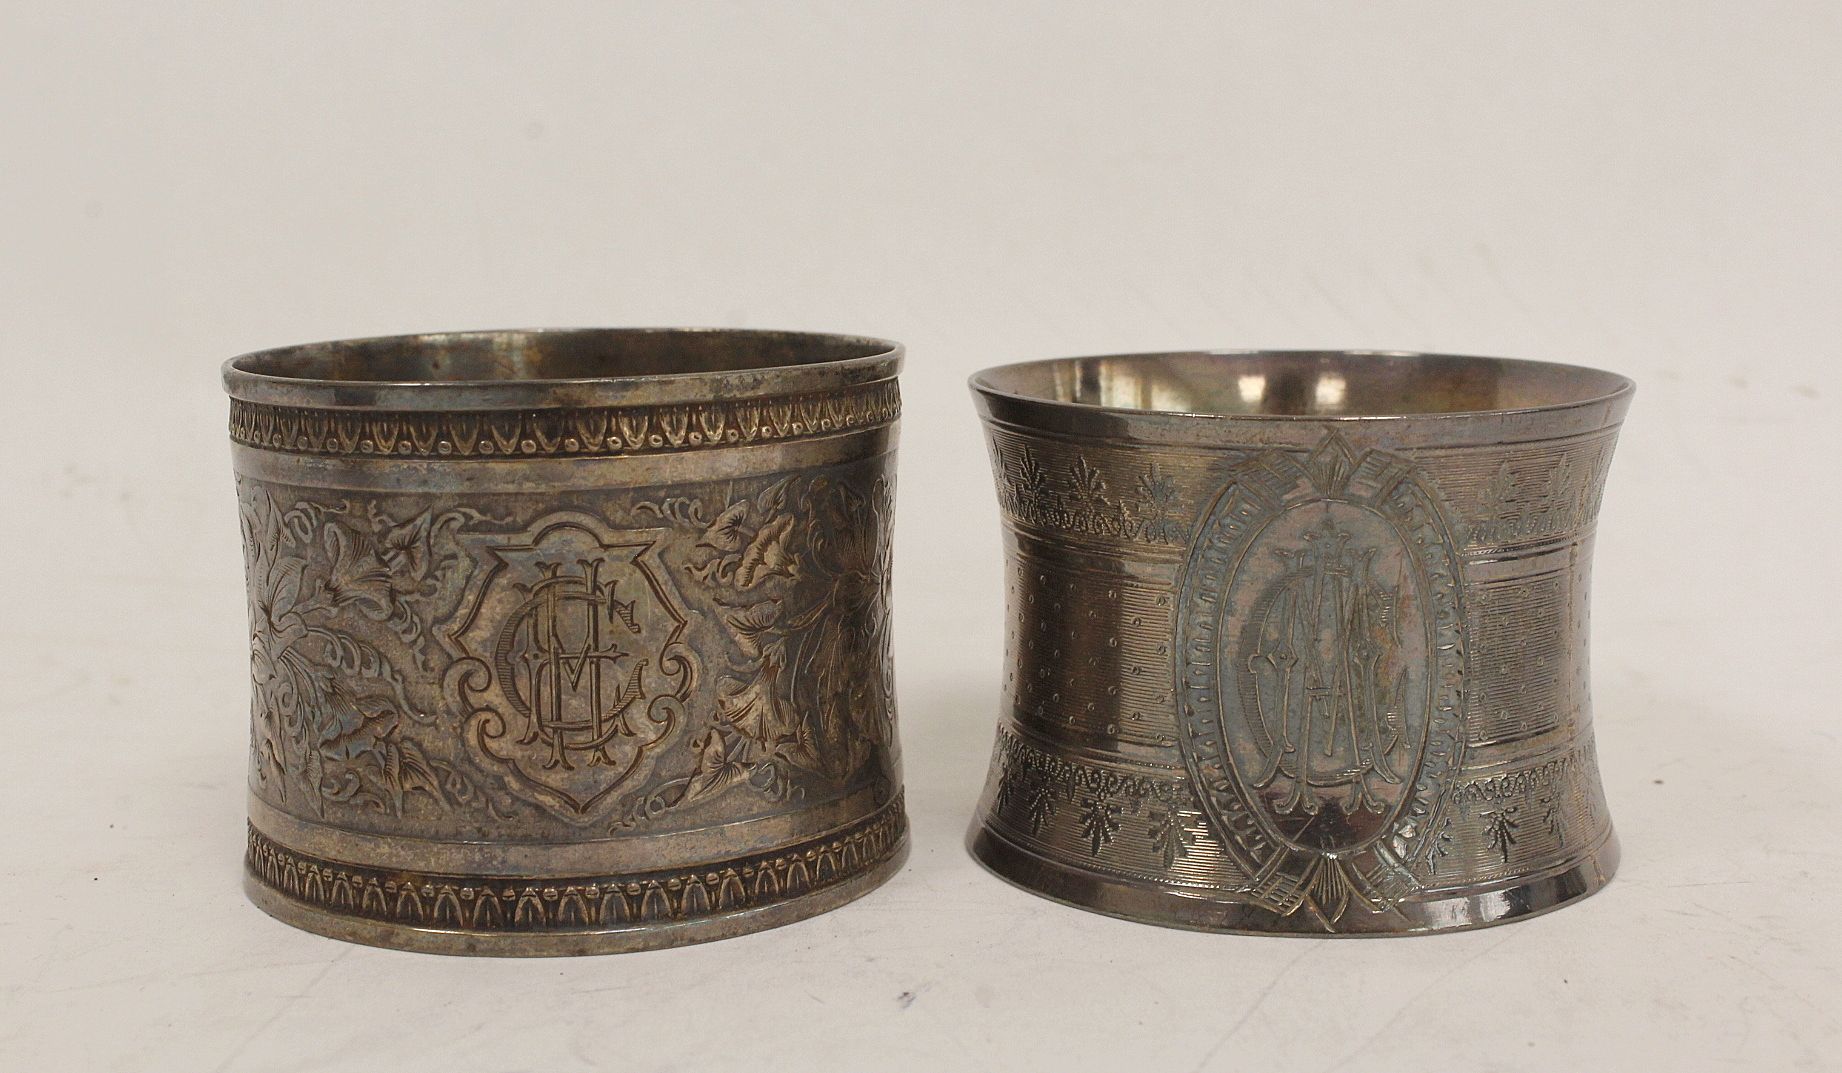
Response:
975,351,1631,418
232,328,893,384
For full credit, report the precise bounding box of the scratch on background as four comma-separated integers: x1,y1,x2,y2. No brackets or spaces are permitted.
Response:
1190,943,1322,1073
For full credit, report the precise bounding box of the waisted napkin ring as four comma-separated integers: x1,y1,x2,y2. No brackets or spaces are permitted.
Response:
970,350,1633,935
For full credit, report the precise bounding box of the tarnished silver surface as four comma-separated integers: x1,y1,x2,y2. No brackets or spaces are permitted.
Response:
969,350,1633,935
225,328,907,955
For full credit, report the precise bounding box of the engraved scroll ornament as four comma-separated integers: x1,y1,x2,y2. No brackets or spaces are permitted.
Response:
238,469,897,840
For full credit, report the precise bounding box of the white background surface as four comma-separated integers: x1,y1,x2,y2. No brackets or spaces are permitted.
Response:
2,4,1838,1070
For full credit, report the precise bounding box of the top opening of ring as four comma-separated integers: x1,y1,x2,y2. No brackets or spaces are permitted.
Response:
972,350,1632,419
225,328,902,411
234,329,892,384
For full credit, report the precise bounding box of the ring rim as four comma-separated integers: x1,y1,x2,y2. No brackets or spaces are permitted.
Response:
970,349,1634,424
224,327,904,412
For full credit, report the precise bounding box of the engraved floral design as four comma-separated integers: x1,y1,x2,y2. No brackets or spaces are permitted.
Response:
1146,802,1197,869
1078,789,1124,855
239,481,498,818
995,446,1195,545
988,728,1198,867
1538,795,1564,840
1469,442,1612,548
1482,806,1521,864
1069,456,1108,500
634,473,896,812
1134,463,1184,544
992,750,1061,836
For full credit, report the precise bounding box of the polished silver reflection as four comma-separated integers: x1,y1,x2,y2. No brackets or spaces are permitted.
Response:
969,350,1633,935
226,328,906,955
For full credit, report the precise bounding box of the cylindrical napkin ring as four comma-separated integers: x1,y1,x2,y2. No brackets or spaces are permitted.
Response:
227,328,907,955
